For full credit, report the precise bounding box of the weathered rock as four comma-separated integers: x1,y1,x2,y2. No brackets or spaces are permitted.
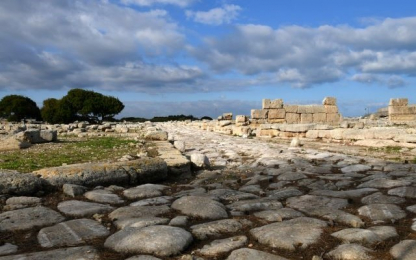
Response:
286,195,348,210
326,244,373,260
253,208,304,222
250,217,327,251
390,240,416,260
145,131,168,141
109,205,171,221
0,137,31,151
172,195,228,220
6,196,41,206
331,227,396,245
174,140,186,152
0,243,18,256
0,206,65,231
125,256,162,260
226,198,282,212
358,204,406,222
191,219,245,240
62,183,87,197
226,248,288,260
190,154,210,168
84,189,124,205
361,192,405,204
196,236,248,256
388,186,416,199
114,217,170,229
358,178,411,189
341,165,371,173
0,246,99,260
0,172,45,195
169,216,188,227
57,200,115,217
208,189,259,202
130,196,173,207
37,219,110,247
104,225,192,256
123,184,169,200
34,158,168,187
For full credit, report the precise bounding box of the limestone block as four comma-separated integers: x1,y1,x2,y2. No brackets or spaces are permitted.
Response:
262,99,271,109
327,113,341,123
259,129,279,137
251,109,268,119
268,119,286,123
301,114,313,124
284,105,298,113
389,106,411,115
222,113,233,120
323,97,337,105
268,109,286,119
250,119,267,125
286,113,300,124
235,115,248,123
298,105,325,114
269,99,284,109
325,105,338,114
313,113,327,123
306,130,319,139
280,124,315,133
389,98,408,106
389,114,416,122
232,126,251,136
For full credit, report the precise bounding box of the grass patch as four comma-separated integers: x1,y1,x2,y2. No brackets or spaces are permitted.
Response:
0,136,139,173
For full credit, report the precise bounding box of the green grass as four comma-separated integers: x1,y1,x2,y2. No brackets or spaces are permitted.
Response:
0,136,139,173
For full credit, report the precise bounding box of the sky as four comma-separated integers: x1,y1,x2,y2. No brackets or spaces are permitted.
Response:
1,0,416,119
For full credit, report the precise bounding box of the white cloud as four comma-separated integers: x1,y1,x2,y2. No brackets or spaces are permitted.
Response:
186,4,241,25
121,0,195,7
0,0,203,92
351,73,406,88
191,17,416,88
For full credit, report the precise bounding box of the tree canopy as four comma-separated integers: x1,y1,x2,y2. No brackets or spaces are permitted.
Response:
0,95,41,122
41,89,124,124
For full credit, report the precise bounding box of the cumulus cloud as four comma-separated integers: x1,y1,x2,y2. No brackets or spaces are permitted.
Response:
186,4,241,25
351,73,406,88
191,17,416,88
121,0,195,7
0,0,203,92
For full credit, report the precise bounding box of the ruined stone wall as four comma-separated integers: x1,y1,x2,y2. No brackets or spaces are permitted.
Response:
251,97,341,125
388,98,416,123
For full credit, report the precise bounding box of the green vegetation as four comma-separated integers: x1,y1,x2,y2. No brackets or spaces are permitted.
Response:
368,146,402,154
41,89,124,124
0,95,41,121
0,136,138,173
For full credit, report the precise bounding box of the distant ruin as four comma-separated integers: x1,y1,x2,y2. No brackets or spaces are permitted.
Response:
388,98,416,124
251,97,341,125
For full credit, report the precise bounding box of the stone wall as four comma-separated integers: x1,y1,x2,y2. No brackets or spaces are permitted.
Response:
388,98,416,123
251,97,341,125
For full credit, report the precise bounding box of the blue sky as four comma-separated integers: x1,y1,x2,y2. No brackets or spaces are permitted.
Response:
1,0,416,118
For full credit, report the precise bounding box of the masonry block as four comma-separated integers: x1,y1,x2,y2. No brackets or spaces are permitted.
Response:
286,113,300,124
268,109,286,119
389,98,408,107
251,109,268,119
323,97,337,105
284,105,298,113
301,113,313,123
313,113,327,123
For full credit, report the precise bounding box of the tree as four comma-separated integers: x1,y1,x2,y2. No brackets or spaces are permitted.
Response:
41,89,125,123
0,95,41,122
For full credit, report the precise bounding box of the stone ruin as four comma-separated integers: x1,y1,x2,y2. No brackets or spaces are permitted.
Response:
389,98,416,124
251,97,341,125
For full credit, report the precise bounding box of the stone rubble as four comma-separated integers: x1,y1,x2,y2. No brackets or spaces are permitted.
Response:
1,122,416,259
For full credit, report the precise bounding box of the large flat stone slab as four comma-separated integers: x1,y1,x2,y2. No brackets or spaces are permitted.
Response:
84,189,124,205
286,195,348,210
104,225,192,256
191,219,245,240
123,184,169,200
250,217,327,251
358,204,406,222
37,219,110,247
172,196,228,220
0,206,65,231
0,172,45,196
0,246,99,260
57,200,115,217
390,240,416,260
226,248,288,260
34,158,167,187
109,205,171,221
195,235,248,257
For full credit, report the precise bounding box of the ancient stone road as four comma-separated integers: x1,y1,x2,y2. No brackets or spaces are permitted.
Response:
2,122,416,259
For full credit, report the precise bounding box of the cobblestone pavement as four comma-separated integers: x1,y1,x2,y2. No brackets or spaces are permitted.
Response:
1,123,416,260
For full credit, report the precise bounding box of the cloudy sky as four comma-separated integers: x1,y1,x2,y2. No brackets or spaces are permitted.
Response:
1,0,416,118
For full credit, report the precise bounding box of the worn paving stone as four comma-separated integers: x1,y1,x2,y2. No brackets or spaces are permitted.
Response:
226,248,288,260
57,200,115,217
253,208,304,222
114,217,170,229
326,244,374,260
361,192,405,204
125,256,162,260
331,226,397,245
37,219,110,247
0,243,17,256
309,188,378,199
130,196,173,207
104,225,192,256
0,246,100,260
208,189,259,202
226,198,282,213
62,183,87,197
358,204,406,222
195,235,247,257
0,206,65,231
123,184,169,200
5,196,41,205
191,219,246,240
266,188,303,200
390,240,416,260
304,207,364,227
250,217,327,251
388,186,416,199
172,195,228,220
286,195,349,210
84,189,124,205
341,164,371,173
357,178,411,189
109,205,171,221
